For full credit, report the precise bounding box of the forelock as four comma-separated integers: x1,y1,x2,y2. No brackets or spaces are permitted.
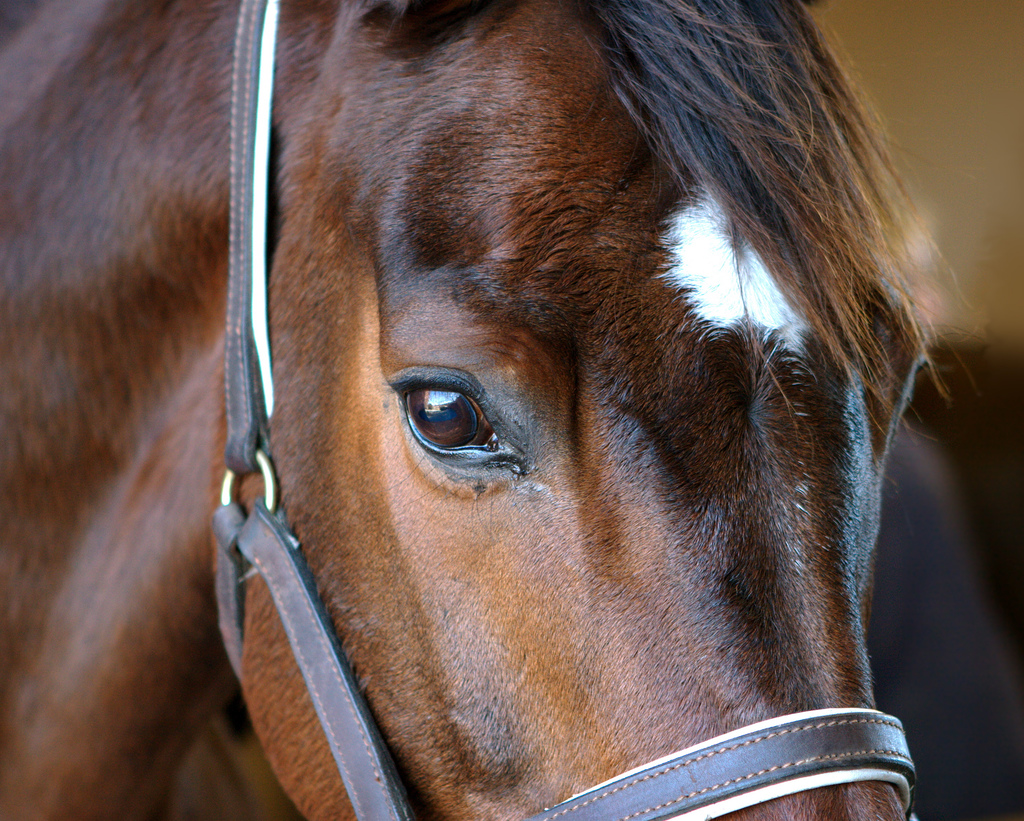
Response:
586,0,926,391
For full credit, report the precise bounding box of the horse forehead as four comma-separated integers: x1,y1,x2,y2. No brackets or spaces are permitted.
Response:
487,196,809,363
659,199,807,348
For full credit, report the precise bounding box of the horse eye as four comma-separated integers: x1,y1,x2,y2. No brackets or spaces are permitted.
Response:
406,389,498,451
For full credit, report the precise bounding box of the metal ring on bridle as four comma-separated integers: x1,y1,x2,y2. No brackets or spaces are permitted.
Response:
220,448,277,513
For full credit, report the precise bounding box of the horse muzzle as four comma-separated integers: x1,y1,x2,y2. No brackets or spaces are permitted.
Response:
214,499,915,821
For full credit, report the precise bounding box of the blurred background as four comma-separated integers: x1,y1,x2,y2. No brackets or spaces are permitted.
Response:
810,2,1024,819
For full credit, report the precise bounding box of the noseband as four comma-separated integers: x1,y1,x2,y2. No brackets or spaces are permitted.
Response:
212,1,917,819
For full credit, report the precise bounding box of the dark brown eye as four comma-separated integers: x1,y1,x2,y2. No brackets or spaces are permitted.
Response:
406,389,497,450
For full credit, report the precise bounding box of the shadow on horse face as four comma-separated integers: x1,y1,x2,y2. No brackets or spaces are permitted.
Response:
228,0,922,818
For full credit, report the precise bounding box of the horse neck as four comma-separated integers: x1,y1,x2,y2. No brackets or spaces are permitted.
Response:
0,0,235,520
0,2,242,808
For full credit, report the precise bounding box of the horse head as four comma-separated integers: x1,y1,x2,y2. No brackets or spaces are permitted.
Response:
237,0,924,818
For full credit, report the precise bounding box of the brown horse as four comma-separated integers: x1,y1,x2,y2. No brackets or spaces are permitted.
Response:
0,0,925,818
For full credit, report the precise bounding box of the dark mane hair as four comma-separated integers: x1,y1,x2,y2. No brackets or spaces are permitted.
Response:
588,0,925,388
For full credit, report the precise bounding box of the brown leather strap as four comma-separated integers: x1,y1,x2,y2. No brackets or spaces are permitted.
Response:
525,710,915,821
215,501,415,821
220,0,415,816
225,0,271,474
214,502,248,675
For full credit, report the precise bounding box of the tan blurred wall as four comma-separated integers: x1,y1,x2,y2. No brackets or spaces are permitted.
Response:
813,0,1024,347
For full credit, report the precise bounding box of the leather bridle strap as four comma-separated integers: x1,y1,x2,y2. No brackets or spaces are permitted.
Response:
218,0,415,816
224,0,275,474
214,501,416,821
523,708,915,821
215,1,917,820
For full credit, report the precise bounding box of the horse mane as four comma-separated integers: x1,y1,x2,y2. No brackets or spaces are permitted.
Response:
587,0,926,389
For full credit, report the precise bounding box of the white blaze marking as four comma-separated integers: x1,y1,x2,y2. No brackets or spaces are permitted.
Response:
661,199,806,346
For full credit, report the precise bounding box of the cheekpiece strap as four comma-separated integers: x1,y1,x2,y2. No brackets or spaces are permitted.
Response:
223,502,415,821
218,0,416,818
225,0,272,474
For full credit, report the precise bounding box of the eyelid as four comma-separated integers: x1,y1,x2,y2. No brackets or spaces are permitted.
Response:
388,368,484,401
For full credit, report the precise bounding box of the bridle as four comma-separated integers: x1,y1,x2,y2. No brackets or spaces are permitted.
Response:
212,1,918,819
